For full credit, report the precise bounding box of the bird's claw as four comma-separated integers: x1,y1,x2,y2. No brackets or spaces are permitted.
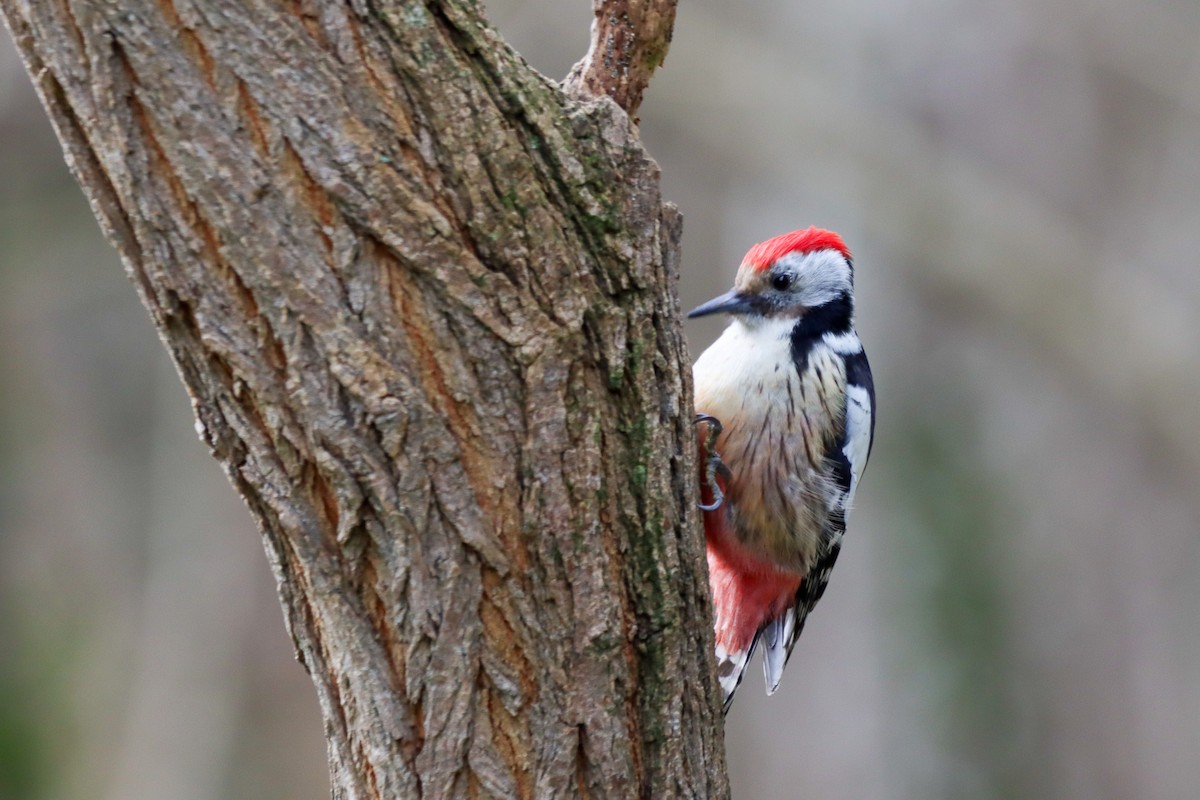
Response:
695,414,730,511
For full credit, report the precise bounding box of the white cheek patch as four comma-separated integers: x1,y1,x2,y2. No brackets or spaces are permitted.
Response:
777,250,853,308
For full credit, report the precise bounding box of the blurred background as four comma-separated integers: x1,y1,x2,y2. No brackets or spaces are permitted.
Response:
2,1,1199,797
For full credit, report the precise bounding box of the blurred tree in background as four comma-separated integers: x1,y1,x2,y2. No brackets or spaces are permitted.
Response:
3,1,1199,798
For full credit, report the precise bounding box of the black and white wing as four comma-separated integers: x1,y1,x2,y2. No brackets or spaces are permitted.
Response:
762,345,875,692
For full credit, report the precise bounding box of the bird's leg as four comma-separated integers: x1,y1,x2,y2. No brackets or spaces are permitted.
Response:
695,414,731,511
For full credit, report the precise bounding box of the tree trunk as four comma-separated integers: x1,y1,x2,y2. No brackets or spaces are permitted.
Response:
0,0,728,797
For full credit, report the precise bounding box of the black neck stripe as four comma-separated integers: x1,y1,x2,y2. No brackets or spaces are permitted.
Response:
789,293,852,371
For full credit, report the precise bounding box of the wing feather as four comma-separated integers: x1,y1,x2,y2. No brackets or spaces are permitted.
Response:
762,346,874,689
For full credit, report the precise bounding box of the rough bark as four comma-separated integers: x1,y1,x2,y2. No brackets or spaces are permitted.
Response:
0,0,727,798
566,0,678,118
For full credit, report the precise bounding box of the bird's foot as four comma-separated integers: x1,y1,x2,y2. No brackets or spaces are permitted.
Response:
694,414,731,511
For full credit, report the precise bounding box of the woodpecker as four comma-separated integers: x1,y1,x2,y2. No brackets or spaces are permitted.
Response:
689,227,875,709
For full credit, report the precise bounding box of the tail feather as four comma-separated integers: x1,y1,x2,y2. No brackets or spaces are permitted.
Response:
715,631,761,712
762,607,797,695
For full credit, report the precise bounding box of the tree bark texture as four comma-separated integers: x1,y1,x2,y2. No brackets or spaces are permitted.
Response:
566,0,678,118
0,1,728,798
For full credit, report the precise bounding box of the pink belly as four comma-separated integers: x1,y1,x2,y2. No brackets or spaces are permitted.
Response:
704,504,803,653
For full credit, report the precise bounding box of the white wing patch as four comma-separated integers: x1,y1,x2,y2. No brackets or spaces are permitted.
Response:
843,383,873,506
822,330,864,356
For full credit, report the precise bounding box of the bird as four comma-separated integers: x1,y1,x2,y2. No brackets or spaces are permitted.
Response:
688,227,875,709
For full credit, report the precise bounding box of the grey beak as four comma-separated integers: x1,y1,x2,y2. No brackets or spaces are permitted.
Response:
687,289,755,319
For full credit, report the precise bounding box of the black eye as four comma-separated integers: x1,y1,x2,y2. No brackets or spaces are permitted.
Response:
771,272,793,291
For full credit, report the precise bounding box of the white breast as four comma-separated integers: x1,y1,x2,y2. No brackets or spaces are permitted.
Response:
693,317,797,414
693,318,848,571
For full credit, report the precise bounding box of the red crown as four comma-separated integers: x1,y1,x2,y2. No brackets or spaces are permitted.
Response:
743,227,851,271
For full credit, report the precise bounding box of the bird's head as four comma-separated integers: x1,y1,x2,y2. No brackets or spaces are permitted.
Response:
688,227,854,326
